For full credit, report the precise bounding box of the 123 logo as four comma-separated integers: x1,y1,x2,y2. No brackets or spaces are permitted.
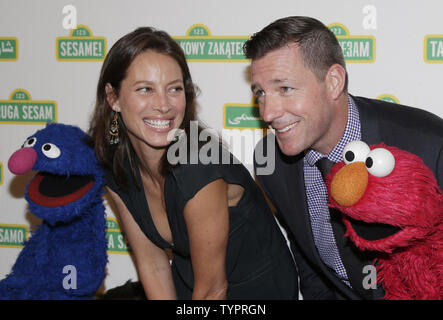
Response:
328,23,376,63
173,24,249,62
376,94,400,104
56,25,106,61
0,89,57,124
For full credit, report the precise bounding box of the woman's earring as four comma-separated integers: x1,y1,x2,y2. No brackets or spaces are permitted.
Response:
109,112,120,145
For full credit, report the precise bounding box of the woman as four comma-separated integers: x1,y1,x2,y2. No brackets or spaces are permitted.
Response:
88,27,298,299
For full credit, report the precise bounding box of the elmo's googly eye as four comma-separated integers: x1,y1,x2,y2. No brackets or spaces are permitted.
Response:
41,143,61,159
23,137,37,148
342,140,371,164
365,148,395,177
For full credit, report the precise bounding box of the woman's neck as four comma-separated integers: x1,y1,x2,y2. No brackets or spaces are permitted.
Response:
131,139,166,186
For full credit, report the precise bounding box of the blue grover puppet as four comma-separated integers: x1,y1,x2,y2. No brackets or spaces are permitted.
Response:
1,123,107,299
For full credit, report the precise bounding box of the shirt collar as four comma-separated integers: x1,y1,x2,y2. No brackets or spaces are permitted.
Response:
305,95,361,166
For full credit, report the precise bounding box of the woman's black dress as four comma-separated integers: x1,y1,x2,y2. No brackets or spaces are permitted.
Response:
106,150,298,299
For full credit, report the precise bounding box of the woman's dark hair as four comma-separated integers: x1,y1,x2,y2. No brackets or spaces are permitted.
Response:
243,16,348,90
88,27,198,189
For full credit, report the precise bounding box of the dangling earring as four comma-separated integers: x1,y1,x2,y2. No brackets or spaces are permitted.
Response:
109,111,120,145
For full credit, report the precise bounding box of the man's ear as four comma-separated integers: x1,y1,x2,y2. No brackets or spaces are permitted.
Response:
325,64,347,100
105,83,121,112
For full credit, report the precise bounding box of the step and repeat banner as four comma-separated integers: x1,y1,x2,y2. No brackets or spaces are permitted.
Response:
1,0,442,293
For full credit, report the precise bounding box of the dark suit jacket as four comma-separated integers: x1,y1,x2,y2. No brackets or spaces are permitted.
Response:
254,95,443,299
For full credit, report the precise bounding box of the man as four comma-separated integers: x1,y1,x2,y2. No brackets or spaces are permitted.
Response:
244,16,443,299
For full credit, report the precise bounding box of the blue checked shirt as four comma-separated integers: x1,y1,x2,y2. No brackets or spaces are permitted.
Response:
303,96,361,287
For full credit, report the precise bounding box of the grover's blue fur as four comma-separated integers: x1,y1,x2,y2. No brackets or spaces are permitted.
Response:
0,123,107,299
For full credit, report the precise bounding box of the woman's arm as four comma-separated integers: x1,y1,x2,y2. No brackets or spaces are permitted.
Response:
106,187,177,300
183,178,230,300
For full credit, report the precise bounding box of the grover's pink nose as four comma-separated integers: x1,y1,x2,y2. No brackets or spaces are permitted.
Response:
8,147,37,175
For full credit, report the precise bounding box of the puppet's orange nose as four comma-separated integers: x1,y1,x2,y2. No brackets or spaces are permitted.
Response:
331,162,368,207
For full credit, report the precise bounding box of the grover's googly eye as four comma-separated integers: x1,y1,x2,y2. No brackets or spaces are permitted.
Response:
23,137,37,148
41,143,61,159
342,141,370,164
365,148,395,177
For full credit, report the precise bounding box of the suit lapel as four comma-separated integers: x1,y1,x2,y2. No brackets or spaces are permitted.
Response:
282,154,320,260
330,208,379,299
279,150,364,299
331,95,385,299
353,95,381,145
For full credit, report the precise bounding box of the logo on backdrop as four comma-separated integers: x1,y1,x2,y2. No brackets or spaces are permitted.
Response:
0,224,28,248
106,217,130,254
328,23,376,63
0,37,18,61
376,94,400,104
173,24,249,62
424,34,443,63
0,89,57,124
56,25,106,61
223,98,267,129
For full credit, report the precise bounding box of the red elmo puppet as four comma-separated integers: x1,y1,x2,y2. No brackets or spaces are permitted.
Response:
326,141,443,300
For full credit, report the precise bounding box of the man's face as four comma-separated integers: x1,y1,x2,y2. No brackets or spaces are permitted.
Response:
251,43,335,156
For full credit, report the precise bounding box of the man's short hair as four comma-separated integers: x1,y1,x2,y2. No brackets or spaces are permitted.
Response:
243,16,348,90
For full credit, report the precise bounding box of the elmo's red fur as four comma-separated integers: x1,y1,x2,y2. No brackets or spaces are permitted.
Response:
326,143,443,300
